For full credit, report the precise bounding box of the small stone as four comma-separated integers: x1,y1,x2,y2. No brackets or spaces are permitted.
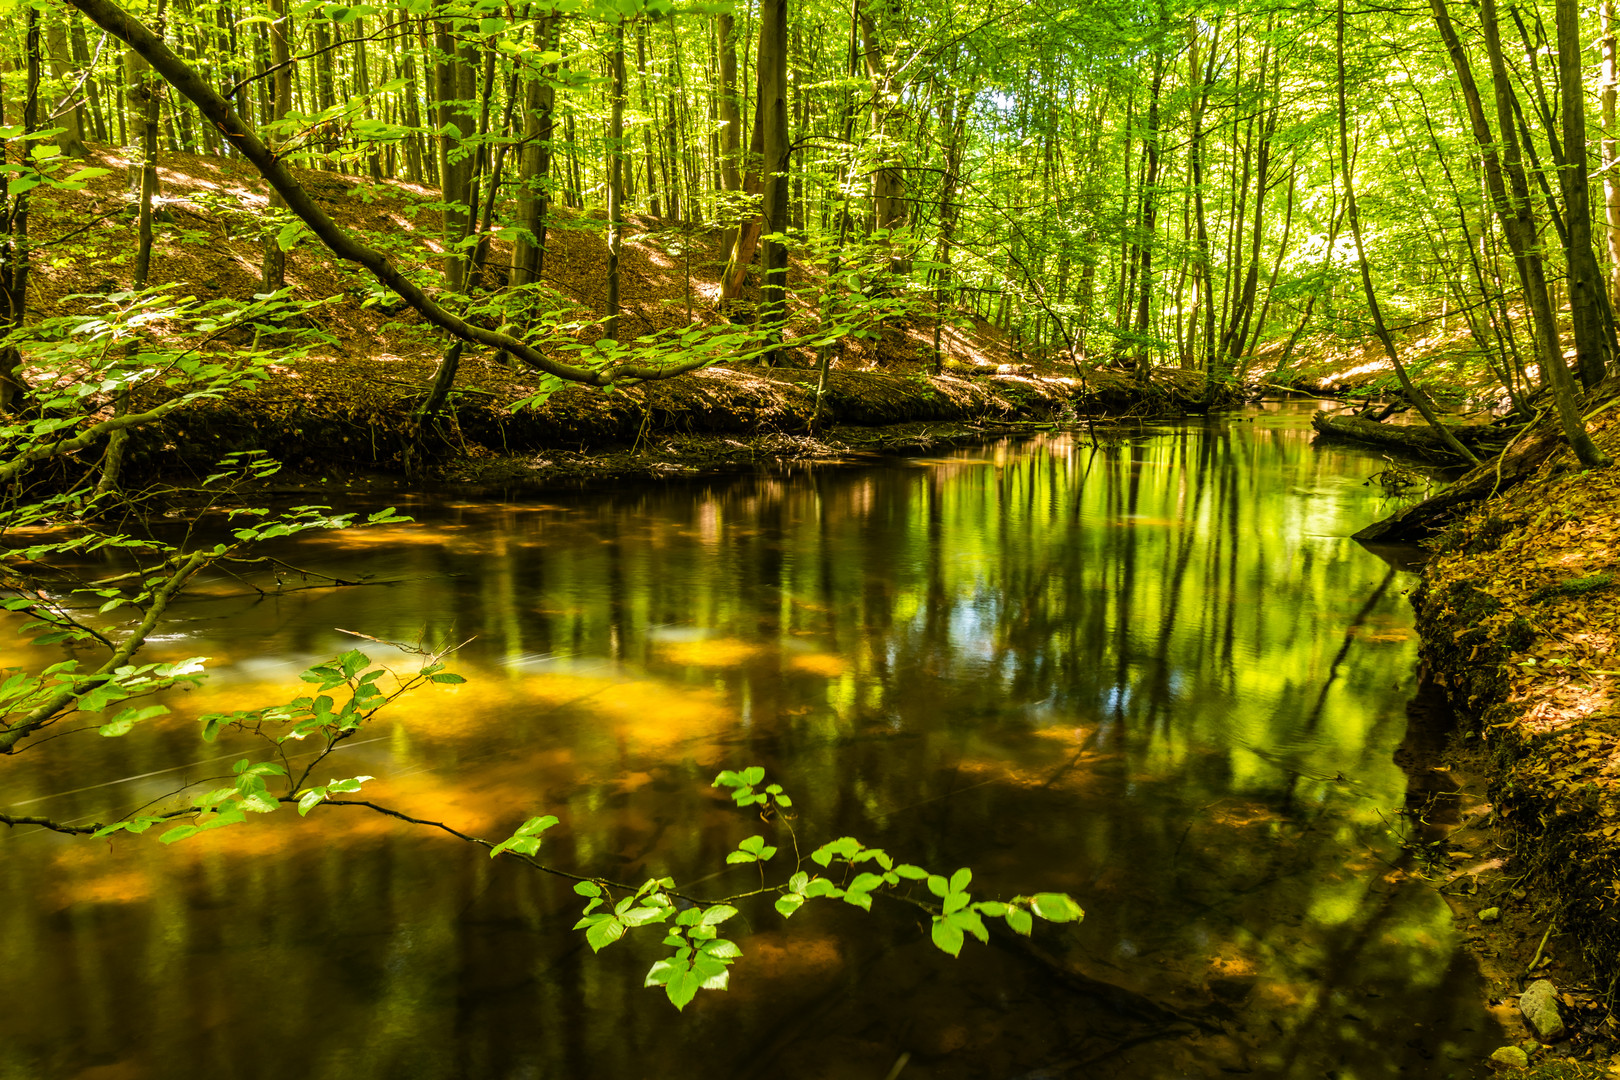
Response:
1490,1046,1529,1069
1480,907,1502,923
1519,979,1567,1042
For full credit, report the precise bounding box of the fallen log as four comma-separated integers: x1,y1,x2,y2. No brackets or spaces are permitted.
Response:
1311,411,1515,463
1352,424,1563,543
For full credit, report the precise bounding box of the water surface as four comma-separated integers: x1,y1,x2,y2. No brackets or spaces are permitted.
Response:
0,405,1495,1079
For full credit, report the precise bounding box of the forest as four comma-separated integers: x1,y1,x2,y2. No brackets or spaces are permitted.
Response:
3,0,1620,1074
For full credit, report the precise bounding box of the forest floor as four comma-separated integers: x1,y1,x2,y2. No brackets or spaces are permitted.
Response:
1397,386,1620,1075
27,146,1223,490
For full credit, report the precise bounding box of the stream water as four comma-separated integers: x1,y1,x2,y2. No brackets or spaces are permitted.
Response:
0,404,1498,1079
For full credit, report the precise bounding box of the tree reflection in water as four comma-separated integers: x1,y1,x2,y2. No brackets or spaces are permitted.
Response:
0,406,1495,1078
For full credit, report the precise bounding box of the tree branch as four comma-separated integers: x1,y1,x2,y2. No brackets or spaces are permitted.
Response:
63,0,713,388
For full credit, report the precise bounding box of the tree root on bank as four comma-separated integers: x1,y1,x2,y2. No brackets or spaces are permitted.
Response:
1350,419,1564,543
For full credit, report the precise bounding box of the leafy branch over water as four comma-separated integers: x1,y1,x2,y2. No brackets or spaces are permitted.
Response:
14,634,1083,1012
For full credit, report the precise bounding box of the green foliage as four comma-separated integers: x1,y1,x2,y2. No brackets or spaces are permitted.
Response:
528,767,1083,1010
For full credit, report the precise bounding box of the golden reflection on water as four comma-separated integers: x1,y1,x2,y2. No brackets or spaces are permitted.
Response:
0,413,1500,1079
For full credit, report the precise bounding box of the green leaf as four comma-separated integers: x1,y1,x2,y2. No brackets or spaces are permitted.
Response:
740,766,765,786
954,910,990,945
429,672,466,684
702,939,742,960
894,864,929,880
943,891,970,915
926,874,949,898
584,917,626,951
1005,906,1034,936
575,881,602,897
297,789,326,816
1030,893,1084,923
848,872,885,893
930,917,965,958
159,824,199,845
97,704,169,737
620,905,669,927
700,904,738,926
950,868,972,893
775,894,805,918
842,889,872,911
665,966,700,1010
515,814,559,837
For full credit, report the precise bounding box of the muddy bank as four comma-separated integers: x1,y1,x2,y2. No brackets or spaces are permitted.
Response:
124,363,1226,486
1403,398,1620,1071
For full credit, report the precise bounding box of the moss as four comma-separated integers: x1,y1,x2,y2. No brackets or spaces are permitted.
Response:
1530,573,1615,604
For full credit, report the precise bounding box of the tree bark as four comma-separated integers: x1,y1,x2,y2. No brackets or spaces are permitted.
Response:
757,0,789,359
1604,0,1620,306
606,19,626,341
44,18,89,157
260,0,291,293
1555,0,1613,388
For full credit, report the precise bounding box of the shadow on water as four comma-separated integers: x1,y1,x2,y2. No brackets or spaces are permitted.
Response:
0,405,1499,1079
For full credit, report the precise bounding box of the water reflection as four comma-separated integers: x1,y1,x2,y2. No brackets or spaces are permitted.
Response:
0,407,1494,1078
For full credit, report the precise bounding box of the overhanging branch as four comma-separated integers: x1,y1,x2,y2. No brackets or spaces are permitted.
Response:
63,0,711,388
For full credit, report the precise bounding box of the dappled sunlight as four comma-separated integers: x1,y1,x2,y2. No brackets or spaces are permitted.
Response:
655,637,765,668
788,652,846,677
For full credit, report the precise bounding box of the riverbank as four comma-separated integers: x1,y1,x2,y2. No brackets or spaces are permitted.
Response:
123,358,1227,488
1405,396,1620,1073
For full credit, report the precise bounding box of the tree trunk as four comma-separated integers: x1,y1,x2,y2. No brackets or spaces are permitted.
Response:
606,19,626,341
757,0,789,359
44,18,89,157
511,15,558,287
434,21,478,291
1555,0,1613,388
717,12,742,196
1339,0,1480,466
260,0,291,293
1604,0,1620,307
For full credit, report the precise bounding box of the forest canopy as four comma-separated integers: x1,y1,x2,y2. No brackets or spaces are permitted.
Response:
3,0,1618,422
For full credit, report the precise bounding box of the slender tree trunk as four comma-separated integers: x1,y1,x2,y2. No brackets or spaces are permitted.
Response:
606,19,626,341
758,0,789,359
1131,56,1165,381
512,15,558,286
45,18,89,157
1604,0,1620,306
635,24,660,217
0,6,42,410
1555,0,1613,388
261,0,291,292
1477,0,1607,464
435,21,478,291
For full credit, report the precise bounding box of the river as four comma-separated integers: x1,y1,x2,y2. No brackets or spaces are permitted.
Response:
0,403,1497,1079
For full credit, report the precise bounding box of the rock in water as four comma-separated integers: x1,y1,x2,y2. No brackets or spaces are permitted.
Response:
1489,1046,1529,1069
1519,979,1566,1041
